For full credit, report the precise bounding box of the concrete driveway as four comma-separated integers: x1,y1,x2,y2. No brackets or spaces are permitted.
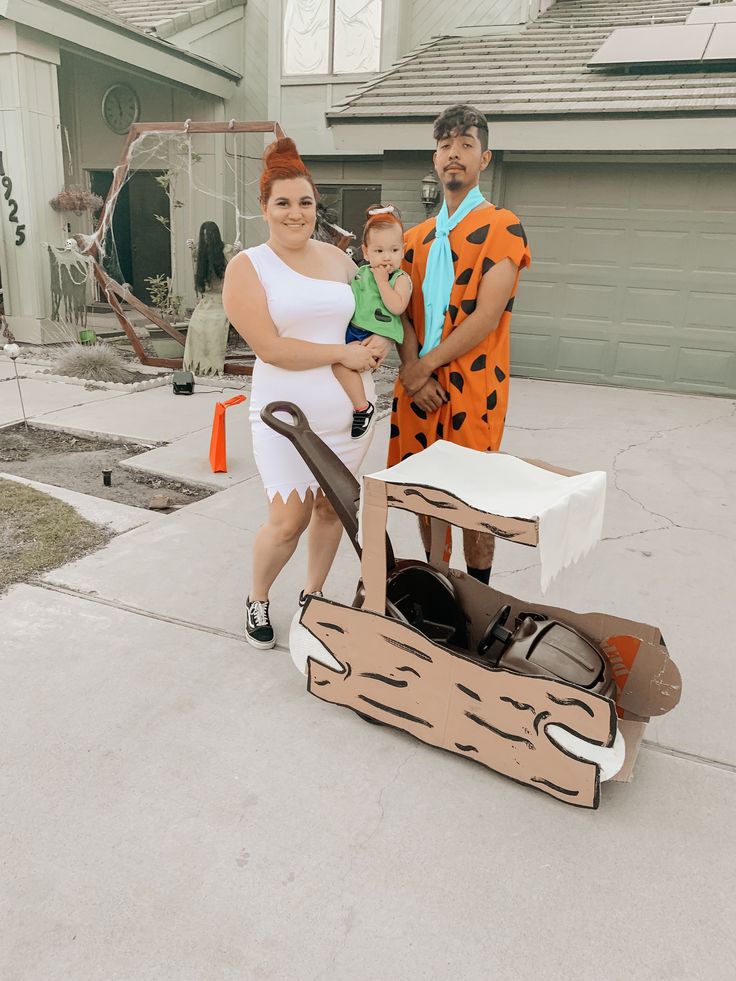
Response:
1,366,734,980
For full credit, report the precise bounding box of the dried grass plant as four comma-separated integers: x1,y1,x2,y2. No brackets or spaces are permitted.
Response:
52,343,134,383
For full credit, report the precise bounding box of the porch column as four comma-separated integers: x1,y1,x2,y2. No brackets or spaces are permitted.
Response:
0,22,66,342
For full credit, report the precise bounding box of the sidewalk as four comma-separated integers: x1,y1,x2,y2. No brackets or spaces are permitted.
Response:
1,361,734,980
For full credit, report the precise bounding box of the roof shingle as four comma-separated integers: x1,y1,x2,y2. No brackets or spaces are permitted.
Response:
328,0,736,119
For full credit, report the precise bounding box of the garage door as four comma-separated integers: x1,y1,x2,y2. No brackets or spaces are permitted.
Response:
504,159,736,395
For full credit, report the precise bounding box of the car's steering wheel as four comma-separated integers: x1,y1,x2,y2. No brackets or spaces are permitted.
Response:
476,604,514,662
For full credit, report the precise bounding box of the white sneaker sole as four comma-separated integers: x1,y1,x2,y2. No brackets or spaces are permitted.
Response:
245,632,276,650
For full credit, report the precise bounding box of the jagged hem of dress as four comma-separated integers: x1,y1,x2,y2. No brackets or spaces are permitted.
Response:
265,480,321,504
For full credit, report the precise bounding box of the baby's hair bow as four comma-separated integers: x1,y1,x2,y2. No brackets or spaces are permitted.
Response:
367,205,396,215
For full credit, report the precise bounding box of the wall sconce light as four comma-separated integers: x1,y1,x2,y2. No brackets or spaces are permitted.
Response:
421,171,440,214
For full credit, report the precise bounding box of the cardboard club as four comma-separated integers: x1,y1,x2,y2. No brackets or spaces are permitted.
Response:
267,408,682,810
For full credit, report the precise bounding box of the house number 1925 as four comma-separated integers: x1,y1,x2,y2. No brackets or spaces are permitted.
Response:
0,152,27,246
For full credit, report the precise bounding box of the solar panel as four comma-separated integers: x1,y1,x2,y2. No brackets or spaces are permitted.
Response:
588,25,714,67
703,22,736,59
687,5,736,26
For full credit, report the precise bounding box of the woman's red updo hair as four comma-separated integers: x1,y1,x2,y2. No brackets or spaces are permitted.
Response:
260,137,318,204
362,203,403,245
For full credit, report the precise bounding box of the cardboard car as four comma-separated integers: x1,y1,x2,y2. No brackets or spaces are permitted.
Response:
263,403,682,809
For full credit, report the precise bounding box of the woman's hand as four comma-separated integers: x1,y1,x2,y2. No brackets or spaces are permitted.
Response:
340,343,378,372
361,334,392,368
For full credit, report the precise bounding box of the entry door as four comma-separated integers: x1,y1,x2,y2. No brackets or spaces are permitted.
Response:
90,169,171,303
128,171,171,302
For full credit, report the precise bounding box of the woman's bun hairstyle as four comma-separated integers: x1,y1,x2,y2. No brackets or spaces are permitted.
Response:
260,137,318,204
362,203,403,244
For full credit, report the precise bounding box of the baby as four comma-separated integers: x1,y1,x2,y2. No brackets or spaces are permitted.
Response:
334,205,412,438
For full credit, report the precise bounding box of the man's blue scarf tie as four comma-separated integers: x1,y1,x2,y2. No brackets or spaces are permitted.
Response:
420,185,487,356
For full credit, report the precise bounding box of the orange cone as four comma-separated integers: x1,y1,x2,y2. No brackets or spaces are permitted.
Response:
209,394,247,473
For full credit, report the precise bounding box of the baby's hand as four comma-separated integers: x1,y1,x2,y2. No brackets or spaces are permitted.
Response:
372,264,390,284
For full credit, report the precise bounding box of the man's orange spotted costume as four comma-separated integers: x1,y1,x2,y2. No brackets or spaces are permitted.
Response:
388,205,531,466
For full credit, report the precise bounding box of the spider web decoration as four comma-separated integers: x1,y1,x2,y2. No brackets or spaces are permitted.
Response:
81,120,354,374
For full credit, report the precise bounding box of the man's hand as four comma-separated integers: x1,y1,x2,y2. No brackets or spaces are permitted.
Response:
361,333,392,368
399,357,433,396
412,378,448,414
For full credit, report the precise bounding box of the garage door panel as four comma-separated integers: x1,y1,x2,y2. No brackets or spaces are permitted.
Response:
522,222,569,264
676,348,735,390
506,159,736,394
696,171,736,216
556,336,610,375
621,287,681,329
693,232,736,274
564,282,618,321
567,227,627,268
510,332,557,370
613,342,674,382
630,229,689,272
514,279,561,315
684,291,736,332
504,165,571,217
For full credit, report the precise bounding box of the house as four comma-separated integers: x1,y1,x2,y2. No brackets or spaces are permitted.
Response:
273,0,736,396
0,0,267,342
2,0,734,397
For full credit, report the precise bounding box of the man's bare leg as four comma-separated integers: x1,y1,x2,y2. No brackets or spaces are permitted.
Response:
419,517,494,582
463,528,495,583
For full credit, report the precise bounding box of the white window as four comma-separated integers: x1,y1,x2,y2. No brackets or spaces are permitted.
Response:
283,0,382,76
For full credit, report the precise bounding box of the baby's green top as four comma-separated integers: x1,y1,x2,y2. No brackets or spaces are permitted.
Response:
350,266,406,343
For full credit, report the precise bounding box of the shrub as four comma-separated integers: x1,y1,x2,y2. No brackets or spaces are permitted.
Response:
52,342,133,383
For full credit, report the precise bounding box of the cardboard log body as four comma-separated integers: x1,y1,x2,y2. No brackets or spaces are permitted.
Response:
303,598,618,809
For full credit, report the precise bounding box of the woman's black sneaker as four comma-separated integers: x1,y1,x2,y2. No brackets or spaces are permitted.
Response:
245,597,275,649
351,401,375,439
298,590,323,607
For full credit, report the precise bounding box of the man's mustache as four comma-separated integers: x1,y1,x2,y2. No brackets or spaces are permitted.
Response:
444,164,465,171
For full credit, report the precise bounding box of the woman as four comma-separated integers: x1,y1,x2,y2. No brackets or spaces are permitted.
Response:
183,221,233,376
223,138,387,650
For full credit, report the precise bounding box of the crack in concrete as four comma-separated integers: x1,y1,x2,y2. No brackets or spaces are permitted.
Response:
610,402,736,537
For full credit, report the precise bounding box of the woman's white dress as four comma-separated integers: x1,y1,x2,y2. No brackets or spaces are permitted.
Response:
246,243,376,502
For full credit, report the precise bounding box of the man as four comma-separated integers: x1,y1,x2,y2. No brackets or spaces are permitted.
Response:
389,104,531,584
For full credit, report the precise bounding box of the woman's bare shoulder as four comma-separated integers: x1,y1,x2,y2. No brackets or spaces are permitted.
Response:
311,239,356,280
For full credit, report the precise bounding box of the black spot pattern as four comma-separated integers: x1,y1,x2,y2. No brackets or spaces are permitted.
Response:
449,371,464,392
415,432,428,448
410,401,427,420
392,396,398,411
504,297,515,313
452,412,467,431
506,223,527,246
423,226,436,244
401,452,414,461
455,267,473,286
375,308,392,323
451,249,459,262
466,224,490,245
390,424,400,438
481,413,488,423
482,256,496,275
404,248,414,264
487,390,497,411
461,298,477,315
470,354,486,372
494,366,506,383
436,422,444,438
448,304,458,323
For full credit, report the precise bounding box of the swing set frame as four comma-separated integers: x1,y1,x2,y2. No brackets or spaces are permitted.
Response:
84,120,287,376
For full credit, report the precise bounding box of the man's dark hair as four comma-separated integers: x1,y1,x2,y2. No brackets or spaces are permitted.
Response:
433,104,489,152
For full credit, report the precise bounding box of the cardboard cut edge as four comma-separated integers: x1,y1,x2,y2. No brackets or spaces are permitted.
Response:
302,596,622,809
